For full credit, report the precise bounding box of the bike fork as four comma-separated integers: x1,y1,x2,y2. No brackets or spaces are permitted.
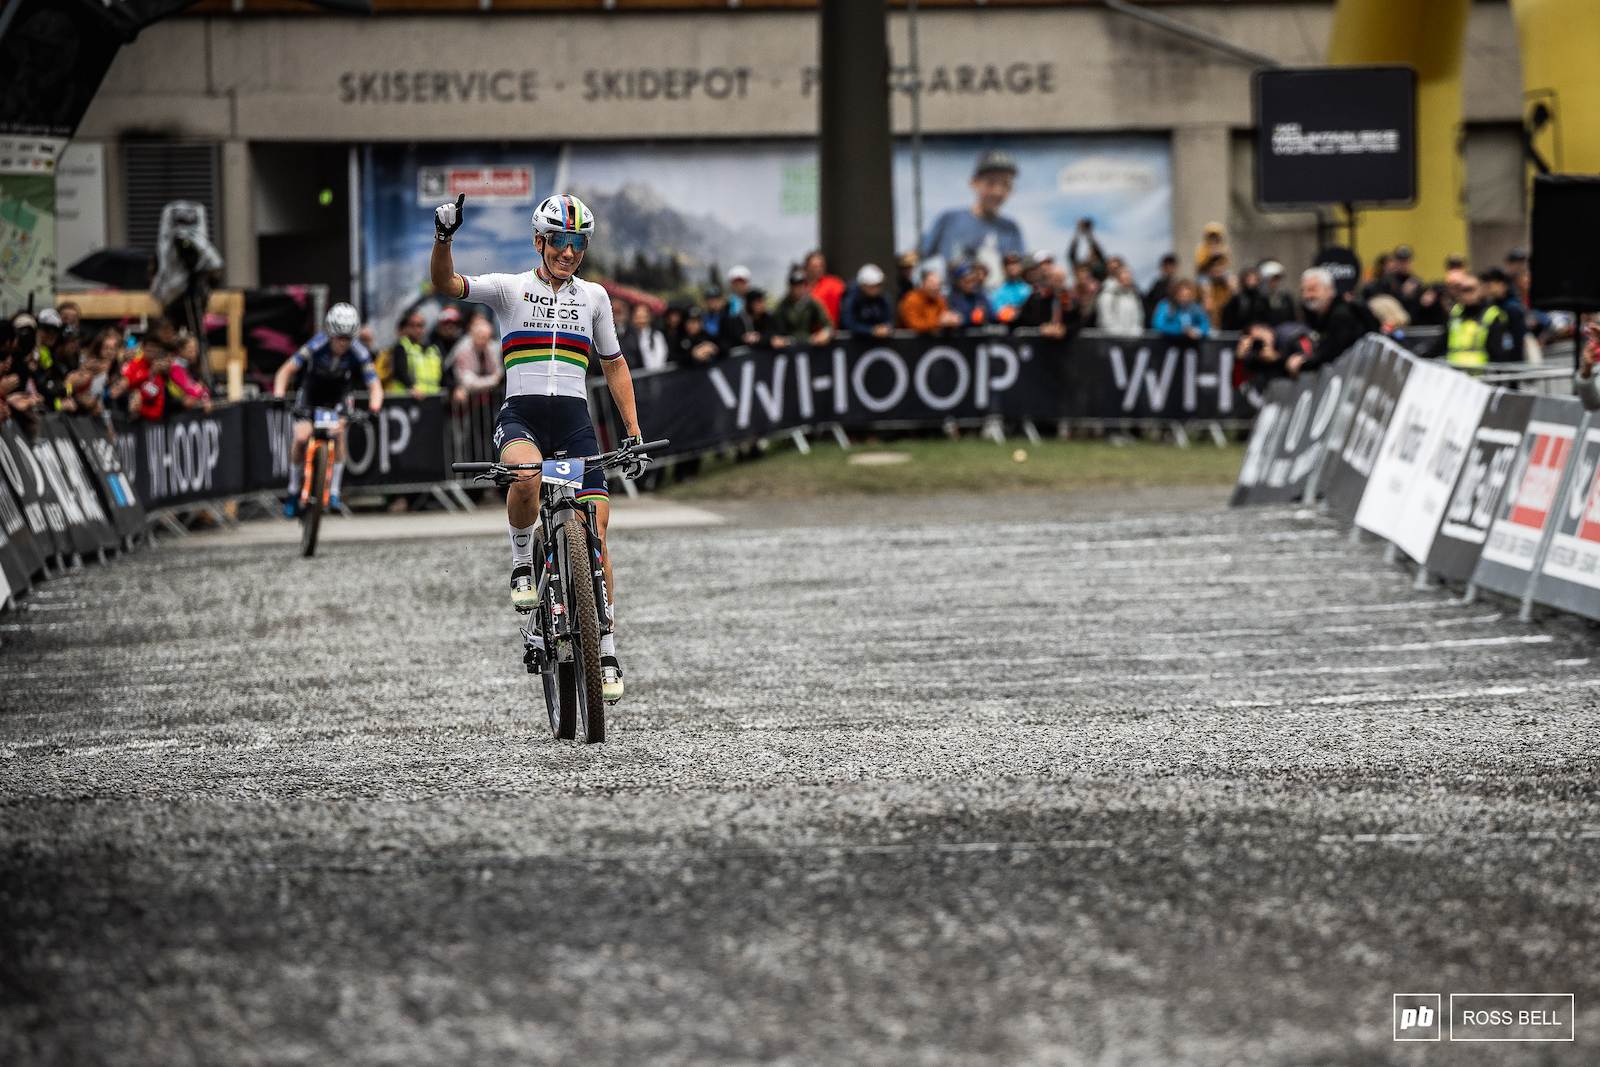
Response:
583,502,613,634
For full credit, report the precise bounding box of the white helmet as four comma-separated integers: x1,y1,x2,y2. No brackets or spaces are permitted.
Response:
325,302,360,338
531,194,596,238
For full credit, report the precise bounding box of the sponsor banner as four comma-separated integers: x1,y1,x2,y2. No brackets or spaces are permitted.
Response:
1321,337,1414,521
35,418,117,556
1529,422,1600,620
1426,390,1536,582
1355,359,1491,557
1230,365,1341,505
0,420,74,559
113,406,249,511
1307,339,1379,495
1057,335,1244,422
1471,397,1586,599
242,397,449,490
1389,371,1491,564
417,166,534,206
65,417,148,541
0,425,47,581
611,336,1248,456
0,447,36,594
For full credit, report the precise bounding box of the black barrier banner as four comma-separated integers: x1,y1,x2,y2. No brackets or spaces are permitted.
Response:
0,427,46,581
1425,390,1536,582
1053,335,1247,422
1470,396,1585,599
1308,340,1378,495
1527,421,1600,620
241,396,448,490
615,335,1250,456
1321,339,1414,521
35,419,117,556
113,406,248,511
66,417,148,541
1229,365,1344,505
0,455,34,594
0,421,74,558
1232,377,1300,505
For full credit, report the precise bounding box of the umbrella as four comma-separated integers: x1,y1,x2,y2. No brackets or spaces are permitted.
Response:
65,248,150,290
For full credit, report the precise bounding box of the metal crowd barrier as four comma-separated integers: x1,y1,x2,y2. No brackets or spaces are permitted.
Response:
445,385,505,478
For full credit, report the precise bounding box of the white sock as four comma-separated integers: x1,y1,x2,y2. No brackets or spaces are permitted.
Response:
510,523,535,568
601,602,616,656
331,461,344,497
288,461,302,497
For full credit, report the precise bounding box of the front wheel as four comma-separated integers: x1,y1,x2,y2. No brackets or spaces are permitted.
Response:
300,444,327,558
561,516,605,743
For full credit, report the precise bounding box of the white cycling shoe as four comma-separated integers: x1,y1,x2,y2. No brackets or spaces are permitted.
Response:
510,564,537,612
601,655,624,704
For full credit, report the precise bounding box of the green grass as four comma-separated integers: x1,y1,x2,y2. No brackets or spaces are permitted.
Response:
657,436,1247,500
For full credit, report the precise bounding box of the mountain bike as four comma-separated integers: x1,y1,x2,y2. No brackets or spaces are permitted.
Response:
454,437,666,744
276,397,371,558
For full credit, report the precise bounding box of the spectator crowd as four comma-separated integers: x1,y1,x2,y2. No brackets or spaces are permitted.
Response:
0,303,213,435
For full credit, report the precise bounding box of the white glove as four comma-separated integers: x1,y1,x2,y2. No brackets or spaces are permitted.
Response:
435,194,465,242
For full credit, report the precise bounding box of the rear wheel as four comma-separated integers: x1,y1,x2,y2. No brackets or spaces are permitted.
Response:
300,444,327,557
561,516,605,743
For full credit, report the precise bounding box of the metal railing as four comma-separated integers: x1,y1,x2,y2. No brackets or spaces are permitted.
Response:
445,385,505,478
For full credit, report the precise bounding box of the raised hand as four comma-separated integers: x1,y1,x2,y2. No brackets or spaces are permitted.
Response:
435,194,466,242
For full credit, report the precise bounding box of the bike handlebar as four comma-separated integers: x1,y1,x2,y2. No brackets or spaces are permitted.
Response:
451,438,669,477
269,396,376,422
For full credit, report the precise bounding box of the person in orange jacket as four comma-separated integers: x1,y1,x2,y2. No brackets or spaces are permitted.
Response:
897,269,962,335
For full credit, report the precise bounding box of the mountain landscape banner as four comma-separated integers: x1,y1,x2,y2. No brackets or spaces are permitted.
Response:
362,135,1173,348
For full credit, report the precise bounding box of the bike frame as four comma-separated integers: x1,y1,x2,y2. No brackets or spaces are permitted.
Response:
524,456,610,673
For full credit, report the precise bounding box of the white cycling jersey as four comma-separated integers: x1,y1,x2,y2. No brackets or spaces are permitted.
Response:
461,265,622,400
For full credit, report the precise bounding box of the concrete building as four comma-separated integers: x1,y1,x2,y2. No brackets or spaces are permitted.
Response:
65,0,1528,316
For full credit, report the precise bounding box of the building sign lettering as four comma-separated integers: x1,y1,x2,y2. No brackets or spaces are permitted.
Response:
339,69,539,104
582,67,752,102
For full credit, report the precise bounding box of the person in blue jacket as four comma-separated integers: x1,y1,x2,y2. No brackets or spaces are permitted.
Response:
838,263,895,338
1151,279,1211,339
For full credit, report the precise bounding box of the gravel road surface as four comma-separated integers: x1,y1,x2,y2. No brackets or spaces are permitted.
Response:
3,493,1597,1065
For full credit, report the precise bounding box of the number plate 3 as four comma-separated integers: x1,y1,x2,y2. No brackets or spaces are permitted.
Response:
313,408,342,430
542,458,584,488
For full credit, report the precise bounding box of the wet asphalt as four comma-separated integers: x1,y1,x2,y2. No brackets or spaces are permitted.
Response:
2,492,1597,1065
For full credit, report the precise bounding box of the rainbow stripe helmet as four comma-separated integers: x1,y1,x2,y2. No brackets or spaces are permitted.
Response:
532,194,595,239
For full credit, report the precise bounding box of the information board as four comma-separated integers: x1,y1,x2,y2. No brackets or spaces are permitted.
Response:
1254,66,1417,209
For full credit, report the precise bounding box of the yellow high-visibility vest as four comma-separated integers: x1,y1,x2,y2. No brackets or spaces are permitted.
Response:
1446,304,1505,367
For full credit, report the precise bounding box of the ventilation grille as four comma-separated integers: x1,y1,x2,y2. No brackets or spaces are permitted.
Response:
123,142,222,255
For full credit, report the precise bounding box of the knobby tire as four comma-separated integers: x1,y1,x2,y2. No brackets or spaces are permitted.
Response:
535,527,575,740
562,516,605,743
300,445,327,558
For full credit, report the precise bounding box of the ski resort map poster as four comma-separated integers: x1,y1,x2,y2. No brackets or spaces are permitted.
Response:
0,174,53,313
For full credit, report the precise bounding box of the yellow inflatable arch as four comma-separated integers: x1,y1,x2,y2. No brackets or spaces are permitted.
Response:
1328,0,1600,272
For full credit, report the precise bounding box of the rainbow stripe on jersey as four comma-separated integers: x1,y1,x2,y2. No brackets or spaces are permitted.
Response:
503,329,591,371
